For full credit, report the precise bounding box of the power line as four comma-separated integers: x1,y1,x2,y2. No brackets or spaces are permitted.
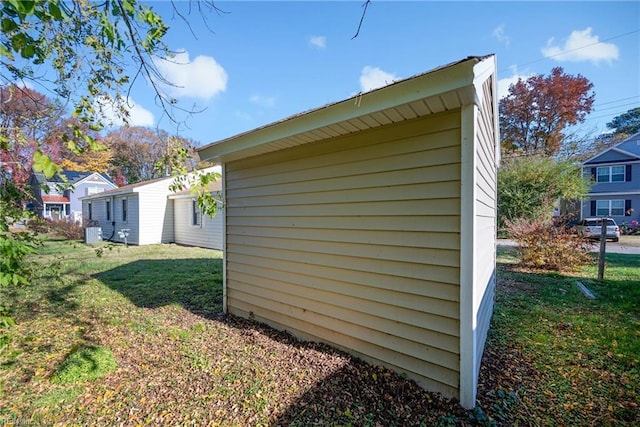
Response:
593,96,640,108
592,101,640,113
498,29,640,75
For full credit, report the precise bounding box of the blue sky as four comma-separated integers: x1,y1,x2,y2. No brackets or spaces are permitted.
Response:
116,1,639,146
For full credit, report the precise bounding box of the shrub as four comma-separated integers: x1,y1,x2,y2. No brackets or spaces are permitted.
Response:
498,156,590,231
620,220,640,235
48,218,84,240
27,216,51,234
505,217,593,271
27,218,84,240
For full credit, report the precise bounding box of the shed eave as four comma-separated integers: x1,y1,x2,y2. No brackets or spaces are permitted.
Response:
198,56,494,163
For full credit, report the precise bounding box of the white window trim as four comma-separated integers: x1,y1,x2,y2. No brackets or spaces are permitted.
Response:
596,199,625,216
596,165,625,183
122,198,128,222
192,199,202,227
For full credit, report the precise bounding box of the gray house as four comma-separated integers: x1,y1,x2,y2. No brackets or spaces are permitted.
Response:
582,132,640,225
30,170,116,221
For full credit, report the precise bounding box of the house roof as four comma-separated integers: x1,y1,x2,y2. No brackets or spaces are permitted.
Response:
33,170,115,186
168,181,222,199
198,55,497,163
41,195,70,204
583,131,640,165
80,167,221,200
79,175,174,199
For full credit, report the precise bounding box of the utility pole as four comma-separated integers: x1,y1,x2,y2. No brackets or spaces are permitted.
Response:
597,217,607,281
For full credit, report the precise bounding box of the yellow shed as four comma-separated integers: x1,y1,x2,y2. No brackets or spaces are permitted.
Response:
197,55,499,408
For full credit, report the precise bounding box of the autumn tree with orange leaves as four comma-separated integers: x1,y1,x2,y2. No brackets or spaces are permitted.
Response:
499,67,595,156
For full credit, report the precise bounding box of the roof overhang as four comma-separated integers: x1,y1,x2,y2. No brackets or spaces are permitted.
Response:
198,55,496,163
42,195,70,203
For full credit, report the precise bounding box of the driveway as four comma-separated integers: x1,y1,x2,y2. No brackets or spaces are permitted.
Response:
497,237,640,255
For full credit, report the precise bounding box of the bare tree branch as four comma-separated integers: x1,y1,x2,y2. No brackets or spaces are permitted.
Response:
352,0,371,40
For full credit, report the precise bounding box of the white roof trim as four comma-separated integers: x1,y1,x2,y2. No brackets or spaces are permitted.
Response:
583,132,640,164
74,172,115,187
587,191,640,196
79,176,174,200
198,56,495,163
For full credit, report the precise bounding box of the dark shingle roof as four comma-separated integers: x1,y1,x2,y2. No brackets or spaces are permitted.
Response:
33,170,115,185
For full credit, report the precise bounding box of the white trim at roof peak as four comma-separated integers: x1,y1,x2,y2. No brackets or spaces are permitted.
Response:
584,147,640,165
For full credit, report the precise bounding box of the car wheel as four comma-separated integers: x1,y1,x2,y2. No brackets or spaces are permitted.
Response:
613,238,619,242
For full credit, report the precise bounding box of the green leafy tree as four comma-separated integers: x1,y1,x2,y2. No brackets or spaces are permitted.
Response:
497,156,590,230
0,0,220,314
606,107,640,137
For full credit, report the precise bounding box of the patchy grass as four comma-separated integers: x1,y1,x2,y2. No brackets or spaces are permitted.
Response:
483,247,640,425
51,345,117,384
0,238,638,425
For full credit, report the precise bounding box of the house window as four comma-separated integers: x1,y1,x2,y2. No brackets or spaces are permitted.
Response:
596,165,625,183
122,199,128,221
88,202,92,220
87,186,104,195
596,200,625,216
192,200,201,226
106,200,111,221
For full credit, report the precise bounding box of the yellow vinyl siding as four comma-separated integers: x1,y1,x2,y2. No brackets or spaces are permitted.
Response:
227,252,459,302
226,261,459,318
227,294,459,395
224,111,463,393
227,215,461,233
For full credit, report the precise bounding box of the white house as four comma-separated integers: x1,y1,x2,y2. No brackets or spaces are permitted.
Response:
80,167,222,248
169,181,224,250
196,55,500,408
30,170,116,221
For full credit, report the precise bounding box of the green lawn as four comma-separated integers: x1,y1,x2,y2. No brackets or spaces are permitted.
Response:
1,237,638,425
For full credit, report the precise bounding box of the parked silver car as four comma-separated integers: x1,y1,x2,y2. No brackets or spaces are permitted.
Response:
576,217,620,242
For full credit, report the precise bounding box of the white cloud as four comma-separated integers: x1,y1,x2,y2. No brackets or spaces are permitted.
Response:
541,27,619,64
309,36,327,49
497,67,533,99
94,96,155,128
359,66,398,92
154,50,228,100
249,94,276,108
492,24,509,47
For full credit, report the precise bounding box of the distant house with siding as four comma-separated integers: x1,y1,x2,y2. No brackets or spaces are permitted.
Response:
29,170,116,221
80,167,222,248
169,181,223,249
581,132,640,224
196,55,500,408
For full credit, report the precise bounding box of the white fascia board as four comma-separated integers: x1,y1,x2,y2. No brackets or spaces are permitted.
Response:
74,172,115,187
587,191,640,196
583,147,640,165
611,147,640,159
584,159,640,168
221,163,228,314
198,57,486,163
459,103,479,410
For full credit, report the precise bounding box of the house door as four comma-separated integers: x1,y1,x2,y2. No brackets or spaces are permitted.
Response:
50,207,60,220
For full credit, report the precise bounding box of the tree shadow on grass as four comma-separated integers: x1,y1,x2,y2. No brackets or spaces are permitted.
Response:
94,258,472,424
93,257,224,318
